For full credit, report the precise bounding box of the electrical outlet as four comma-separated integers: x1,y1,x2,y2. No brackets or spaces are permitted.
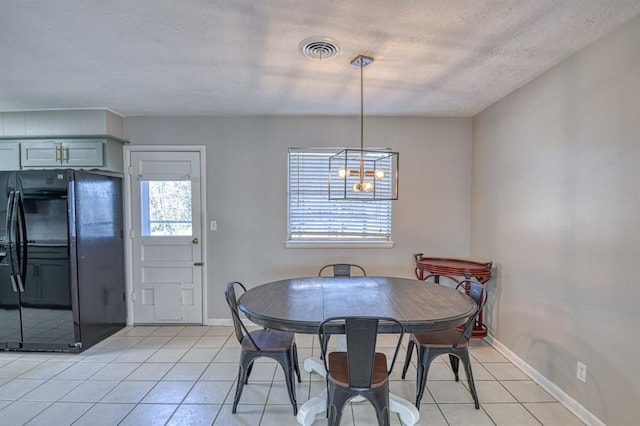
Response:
577,361,587,382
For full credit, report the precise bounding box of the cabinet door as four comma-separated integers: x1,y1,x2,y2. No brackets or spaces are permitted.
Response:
20,140,105,168
0,142,21,170
20,141,60,167
61,141,104,167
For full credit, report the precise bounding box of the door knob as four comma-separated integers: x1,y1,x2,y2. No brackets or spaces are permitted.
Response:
192,238,199,244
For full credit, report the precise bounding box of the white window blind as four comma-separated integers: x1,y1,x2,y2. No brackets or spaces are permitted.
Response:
288,148,392,243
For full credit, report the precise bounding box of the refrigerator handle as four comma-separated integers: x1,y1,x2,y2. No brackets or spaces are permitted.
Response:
15,191,28,285
15,274,25,292
5,191,14,246
9,275,18,292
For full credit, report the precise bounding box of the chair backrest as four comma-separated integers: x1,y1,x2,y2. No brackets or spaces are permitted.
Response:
318,263,367,277
454,281,487,345
224,281,260,350
318,316,404,388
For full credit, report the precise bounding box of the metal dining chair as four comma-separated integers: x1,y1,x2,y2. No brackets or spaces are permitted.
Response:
401,281,486,409
318,263,367,356
318,263,367,277
318,316,404,426
225,281,301,415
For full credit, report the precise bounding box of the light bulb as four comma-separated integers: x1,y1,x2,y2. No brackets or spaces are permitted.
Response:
338,168,348,178
374,169,386,179
363,181,374,192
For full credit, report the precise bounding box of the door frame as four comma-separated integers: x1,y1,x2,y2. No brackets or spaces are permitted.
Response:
123,145,207,325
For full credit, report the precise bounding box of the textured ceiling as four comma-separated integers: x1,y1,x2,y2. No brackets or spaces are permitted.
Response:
1,0,639,117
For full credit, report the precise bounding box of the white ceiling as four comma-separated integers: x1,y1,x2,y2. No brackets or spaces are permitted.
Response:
1,1,639,117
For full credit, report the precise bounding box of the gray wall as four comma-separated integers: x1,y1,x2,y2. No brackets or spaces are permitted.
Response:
125,116,473,320
471,14,640,425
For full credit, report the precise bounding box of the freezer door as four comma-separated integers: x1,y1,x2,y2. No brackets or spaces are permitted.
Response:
17,170,76,350
0,172,22,348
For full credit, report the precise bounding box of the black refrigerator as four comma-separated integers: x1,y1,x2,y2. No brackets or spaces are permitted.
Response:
0,169,126,352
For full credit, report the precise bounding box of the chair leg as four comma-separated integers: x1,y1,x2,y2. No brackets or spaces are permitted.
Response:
293,343,302,382
415,348,435,408
277,352,298,415
459,350,480,409
401,339,415,379
449,354,460,381
366,386,391,426
327,384,350,426
245,361,254,384
233,354,251,413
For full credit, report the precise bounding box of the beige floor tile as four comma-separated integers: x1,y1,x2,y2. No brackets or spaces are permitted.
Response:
120,326,159,337
119,403,178,426
26,401,93,426
213,348,242,363
54,362,107,380
470,347,509,363
127,362,174,381
260,403,298,425
177,326,211,337
201,363,239,381
59,380,119,402
416,403,448,425
167,403,221,426
501,381,556,402
0,361,45,379
18,361,75,380
181,348,219,363
151,326,186,336
137,335,174,348
0,400,51,424
147,348,190,363
213,404,263,425
165,336,200,348
267,380,310,405
21,379,82,401
184,380,234,404
483,402,543,425
90,362,140,380
71,402,135,426
115,347,158,363
483,362,531,380
142,380,195,403
0,378,46,399
194,336,230,348
524,402,586,425
100,380,157,403
232,381,271,405
428,381,476,404
438,403,495,425
473,381,517,403
163,362,208,381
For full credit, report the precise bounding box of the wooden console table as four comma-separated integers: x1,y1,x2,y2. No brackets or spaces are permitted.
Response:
414,254,493,338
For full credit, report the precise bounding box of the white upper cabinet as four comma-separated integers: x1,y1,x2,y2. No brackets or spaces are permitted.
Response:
21,140,104,168
0,141,20,170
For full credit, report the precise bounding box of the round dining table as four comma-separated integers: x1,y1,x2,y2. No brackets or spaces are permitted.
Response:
238,276,476,426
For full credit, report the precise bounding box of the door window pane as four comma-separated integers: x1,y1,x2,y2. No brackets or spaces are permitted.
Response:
141,180,192,236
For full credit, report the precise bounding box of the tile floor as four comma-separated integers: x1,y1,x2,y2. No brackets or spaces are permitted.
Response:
0,325,585,425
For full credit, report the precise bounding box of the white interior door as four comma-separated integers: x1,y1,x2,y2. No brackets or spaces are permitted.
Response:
129,150,203,324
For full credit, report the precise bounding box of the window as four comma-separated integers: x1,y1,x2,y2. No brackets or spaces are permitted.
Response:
140,180,192,236
287,148,393,247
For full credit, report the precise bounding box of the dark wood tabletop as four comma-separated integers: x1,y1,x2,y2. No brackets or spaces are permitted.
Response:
237,276,476,334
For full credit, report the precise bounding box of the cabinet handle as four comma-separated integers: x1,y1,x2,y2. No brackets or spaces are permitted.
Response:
61,146,67,163
55,145,61,162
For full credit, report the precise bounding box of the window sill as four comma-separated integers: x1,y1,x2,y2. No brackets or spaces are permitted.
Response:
284,241,394,249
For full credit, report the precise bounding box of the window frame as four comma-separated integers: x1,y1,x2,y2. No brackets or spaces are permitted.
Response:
286,147,394,249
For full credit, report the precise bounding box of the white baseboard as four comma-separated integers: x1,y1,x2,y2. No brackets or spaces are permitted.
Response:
204,318,234,326
485,335,605,426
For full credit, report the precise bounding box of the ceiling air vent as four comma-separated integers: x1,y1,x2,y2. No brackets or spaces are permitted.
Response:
298,37,341,60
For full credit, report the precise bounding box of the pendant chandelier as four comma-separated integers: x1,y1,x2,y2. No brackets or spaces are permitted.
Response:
329,55,399,201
